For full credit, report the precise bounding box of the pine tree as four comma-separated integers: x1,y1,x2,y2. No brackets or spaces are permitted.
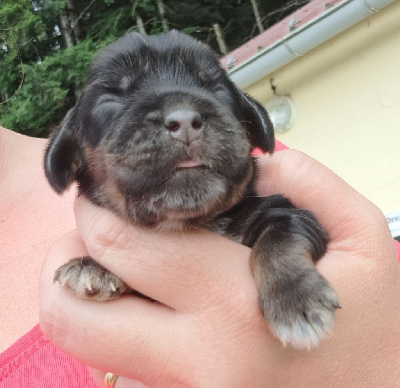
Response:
0,0,309,137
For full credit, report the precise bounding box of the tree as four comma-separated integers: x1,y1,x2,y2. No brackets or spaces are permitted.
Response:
0,0,309,137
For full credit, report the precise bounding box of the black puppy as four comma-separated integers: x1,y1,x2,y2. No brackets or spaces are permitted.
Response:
45,31,340,349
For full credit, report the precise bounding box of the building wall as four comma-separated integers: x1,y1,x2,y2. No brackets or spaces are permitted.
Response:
245,0,400,215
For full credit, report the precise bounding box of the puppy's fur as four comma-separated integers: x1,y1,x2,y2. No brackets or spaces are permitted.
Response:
45,31,339,349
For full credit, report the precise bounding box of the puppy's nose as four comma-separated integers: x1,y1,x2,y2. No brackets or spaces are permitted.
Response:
164,110,203,145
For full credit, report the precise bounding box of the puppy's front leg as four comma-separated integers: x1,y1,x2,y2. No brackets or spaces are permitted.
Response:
54,257,131,301
250,207,340,349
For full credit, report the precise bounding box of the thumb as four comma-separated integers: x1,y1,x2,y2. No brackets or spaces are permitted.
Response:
255,150,392,258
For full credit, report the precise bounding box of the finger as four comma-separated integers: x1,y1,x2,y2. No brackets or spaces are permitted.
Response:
89,368,148,388
39,231,195,386
256,150,393,255
255,151,400,348
73,197,256,312
41,231,272,386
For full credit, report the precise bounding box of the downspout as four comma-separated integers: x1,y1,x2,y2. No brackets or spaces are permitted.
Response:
228,0,397,89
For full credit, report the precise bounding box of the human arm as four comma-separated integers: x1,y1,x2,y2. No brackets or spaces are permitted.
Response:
40,150,400,387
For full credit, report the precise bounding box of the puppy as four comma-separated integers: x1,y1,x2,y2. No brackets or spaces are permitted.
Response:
45,31,340,349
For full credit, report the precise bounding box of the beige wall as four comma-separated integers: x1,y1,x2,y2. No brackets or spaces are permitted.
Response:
245,0,400,214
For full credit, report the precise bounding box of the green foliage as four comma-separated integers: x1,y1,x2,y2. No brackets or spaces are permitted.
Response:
85,1,135,42
0,0,308,137
1,38,99,136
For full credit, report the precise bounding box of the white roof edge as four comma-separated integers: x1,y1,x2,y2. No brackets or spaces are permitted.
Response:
228,0,397,89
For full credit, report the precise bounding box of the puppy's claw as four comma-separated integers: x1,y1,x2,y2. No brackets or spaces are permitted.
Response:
109,282,117,293
54,257,131,301
85,276,93,292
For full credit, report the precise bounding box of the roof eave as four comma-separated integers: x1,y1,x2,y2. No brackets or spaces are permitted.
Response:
225,0,397,89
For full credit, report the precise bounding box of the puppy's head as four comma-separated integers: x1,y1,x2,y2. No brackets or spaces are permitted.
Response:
45,31,274,226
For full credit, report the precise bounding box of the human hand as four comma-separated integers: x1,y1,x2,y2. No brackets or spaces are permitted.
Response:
40,150,400,387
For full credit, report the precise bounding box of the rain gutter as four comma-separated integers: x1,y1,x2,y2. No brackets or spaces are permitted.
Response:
228,0,397,89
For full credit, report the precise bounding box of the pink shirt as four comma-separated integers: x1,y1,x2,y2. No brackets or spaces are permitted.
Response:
0,325,97,387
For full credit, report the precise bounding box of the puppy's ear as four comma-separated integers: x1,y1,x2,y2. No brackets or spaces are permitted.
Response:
44,108,83,194
240,92,275,153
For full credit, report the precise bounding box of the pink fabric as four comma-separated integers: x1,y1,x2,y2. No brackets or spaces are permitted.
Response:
1,139,398,386
395,240,400,260
0,325,97,387
252,140,289,156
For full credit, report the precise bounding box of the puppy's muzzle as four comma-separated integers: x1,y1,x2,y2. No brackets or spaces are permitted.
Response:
164,109,203,145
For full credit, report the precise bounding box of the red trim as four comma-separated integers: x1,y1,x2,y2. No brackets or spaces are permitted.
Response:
221,0,344,70
395,240,400,261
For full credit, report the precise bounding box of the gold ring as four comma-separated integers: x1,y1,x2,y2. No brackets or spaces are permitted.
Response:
104,372,118,388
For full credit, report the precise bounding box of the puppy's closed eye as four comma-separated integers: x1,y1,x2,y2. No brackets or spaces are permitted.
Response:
45,30,339,350
92,95,123,128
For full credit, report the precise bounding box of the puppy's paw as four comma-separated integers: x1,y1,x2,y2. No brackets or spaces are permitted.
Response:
260,269,340,350
54,257,131,301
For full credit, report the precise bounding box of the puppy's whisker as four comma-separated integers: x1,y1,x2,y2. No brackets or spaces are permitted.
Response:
140,129,163,148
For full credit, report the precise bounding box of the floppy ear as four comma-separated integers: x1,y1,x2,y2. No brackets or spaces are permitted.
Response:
240,92,275,153
44,108,83,194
